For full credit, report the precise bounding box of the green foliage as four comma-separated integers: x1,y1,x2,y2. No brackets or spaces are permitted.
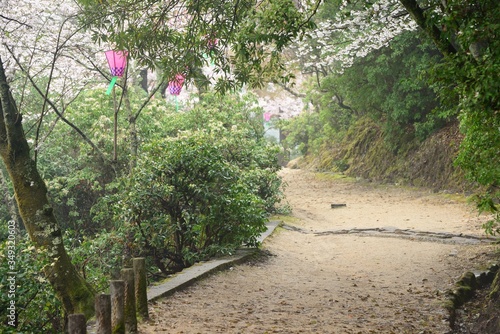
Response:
430,0,500,233
473,194,500,236
447,54,500,187
0,165,13,223
77,0,316,92
35,88,126,237
285,31,443,158
65,229,129,290
18,75,284,282
91,93,283,274
0,226,63,333
327,31,442,147
280,112,323,156
35,86,172,238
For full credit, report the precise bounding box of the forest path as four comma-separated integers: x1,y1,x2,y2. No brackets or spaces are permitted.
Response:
139,168,495,333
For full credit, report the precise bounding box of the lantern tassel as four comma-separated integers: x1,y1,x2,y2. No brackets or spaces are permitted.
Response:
106,76,118,95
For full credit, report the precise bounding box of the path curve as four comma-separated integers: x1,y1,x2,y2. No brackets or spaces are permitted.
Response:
139,168,495,333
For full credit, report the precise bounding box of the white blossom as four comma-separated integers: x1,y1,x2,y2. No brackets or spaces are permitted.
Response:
1,0,105,111
289,0,417,75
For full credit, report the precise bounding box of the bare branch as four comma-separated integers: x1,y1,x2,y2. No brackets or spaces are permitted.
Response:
275,82,306,98
4,44,111,167
0,14,32,29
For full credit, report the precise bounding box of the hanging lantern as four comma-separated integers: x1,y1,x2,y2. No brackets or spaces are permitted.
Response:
105,50,128,95
167,73,185,96
263,112,272,122
206,37,218,52
167,73,186,112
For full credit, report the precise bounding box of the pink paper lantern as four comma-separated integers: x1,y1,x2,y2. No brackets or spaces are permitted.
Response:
203,34,218,51
263,112,272,122
168,74,185,96
105,50,128,77
207,38,218,51
104,50,128,95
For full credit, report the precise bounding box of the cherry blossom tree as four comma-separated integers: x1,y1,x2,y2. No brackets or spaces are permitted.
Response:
288,0,416,75
0,0,100,318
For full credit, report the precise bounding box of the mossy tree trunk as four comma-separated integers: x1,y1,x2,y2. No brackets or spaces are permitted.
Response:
0,56,95,318
0,167,21,226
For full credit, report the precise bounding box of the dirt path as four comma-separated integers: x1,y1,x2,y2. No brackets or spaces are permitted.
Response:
139,168,496,333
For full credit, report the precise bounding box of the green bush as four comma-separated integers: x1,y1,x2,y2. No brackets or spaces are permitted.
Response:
95,125,274,273
91,93,284,275
0,224,63,333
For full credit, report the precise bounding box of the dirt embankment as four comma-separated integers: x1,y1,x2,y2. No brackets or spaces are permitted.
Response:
308,119,476,194
139,168,496,334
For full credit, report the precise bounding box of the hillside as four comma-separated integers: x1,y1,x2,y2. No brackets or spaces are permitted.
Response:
296,118,477,195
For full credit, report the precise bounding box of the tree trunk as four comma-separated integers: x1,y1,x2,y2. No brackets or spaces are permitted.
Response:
0,56,95,318
399,0,457,56
0,167,21,226
124,88,138,172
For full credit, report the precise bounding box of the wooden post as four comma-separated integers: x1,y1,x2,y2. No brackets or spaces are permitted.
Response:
110,280,125,334
68,313,86,334
133,258,149,319
95,294,112,334
121,268,138,333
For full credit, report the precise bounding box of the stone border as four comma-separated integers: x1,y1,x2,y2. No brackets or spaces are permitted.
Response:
147,220,281,302
87,221,281,334
445,264,500,328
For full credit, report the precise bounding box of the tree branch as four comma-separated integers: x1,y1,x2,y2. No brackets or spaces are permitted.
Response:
0,55,24,154
0,14,32,29
4,44,111,167
132,78,167,122
275,82,306,98
298,0,322,30
399,0,457,56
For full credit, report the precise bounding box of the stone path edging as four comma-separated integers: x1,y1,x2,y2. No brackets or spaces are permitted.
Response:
147,220,281,302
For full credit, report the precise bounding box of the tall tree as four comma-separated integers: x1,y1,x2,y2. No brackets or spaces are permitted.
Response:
397,0,500,202
1,0,108,318
0,56,96,318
